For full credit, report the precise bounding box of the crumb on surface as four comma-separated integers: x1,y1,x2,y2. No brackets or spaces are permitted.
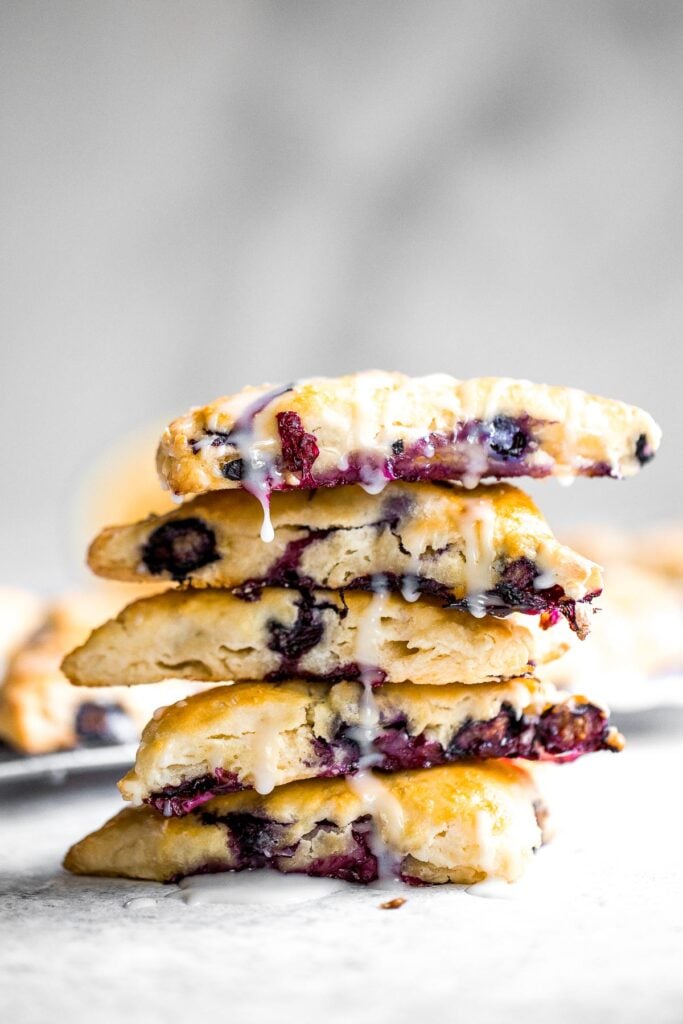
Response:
379,897,407,910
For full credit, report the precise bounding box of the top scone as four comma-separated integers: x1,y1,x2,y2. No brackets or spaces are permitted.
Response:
157,372,661,498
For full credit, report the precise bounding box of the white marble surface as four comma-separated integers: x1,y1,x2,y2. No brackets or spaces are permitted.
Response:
2,714,683,1024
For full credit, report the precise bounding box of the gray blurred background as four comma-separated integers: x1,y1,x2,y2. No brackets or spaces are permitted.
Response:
1,0,681,591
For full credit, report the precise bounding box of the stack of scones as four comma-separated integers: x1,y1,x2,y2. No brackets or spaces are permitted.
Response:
62,372,659,888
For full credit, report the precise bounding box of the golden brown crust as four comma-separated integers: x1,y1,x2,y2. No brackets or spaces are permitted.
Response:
61,588,567,689
157,372,661,495
65,762,543,884
88,481,602,605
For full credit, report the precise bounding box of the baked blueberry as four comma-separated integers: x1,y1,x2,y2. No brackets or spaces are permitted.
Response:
75,702,137,745
141,518,218,581
221,458,245,481
488,415,530,459
276,411,320,481
635,433,655,465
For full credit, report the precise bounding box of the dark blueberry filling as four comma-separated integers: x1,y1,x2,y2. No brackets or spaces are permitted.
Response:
371,728,444,771
276,411,320,483
198,412,639,492
189,811,290,871
150,701,618,817
264,662,387,685
535,701,612,758
141,518,219,581
635,433,655,466
234,530,331,600
265,592,329,668
344,560,595,634
221,458,245,480
234,506,416,598
486,415,531,460
196,811,380,882
305,819,379,883
147,767,241,817
238,544,593,633
345,572,454,604
75,702,137,745
309,736,360,776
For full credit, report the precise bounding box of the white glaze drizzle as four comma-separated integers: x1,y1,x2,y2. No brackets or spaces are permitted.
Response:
215,383,292,542
533,569,556,590
249,711,281,795
350,373,390,494
176,871,342,906
556,387,584,484
458,378,489,488
347,581,405,877
461,500,496,617
400,543,422,603
465,878,517,900
473,808,498,877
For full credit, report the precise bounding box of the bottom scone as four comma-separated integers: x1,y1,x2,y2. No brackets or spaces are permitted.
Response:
65,762,546,885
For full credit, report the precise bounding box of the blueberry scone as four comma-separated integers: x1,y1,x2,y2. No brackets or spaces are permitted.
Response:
65,761,546,884
120,679,623,816
0,592,203,755
157,373,661,509
62,588,568,689
89,482,601,634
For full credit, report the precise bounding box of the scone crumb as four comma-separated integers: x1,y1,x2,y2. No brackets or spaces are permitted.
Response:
379,897,406,910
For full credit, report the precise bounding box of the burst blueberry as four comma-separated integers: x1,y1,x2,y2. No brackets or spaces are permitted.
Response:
141,518,219,581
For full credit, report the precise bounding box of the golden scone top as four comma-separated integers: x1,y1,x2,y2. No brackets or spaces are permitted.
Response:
60,368,654,889
157,373,661,508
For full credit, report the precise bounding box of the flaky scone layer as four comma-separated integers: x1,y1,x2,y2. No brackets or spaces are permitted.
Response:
65,762,544,885
0,592,204,754
62,588,567,689
88,482,601,631
120,678,622,813
157,372,661,497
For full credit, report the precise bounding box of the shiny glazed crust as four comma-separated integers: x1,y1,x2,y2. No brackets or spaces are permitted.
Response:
61,588,567,689
157,372,661,495
88,481,602,605
119,678,622,808
65,762,544,884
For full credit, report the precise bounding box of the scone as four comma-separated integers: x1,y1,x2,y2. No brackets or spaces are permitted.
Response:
563,522,683,586
62,588,568,689
631,522,683,586
65,761,546,884
0,586,44,670
0,592,204,755
542,563,683,701
119,678,623,815
89,482,601,634
157,373,661,505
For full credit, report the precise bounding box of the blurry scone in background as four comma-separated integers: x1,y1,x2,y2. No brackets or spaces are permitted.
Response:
542,524,683,710
0,425,198,755
0,589,203,755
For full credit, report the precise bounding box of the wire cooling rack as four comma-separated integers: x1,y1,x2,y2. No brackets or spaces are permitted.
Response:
0,743,138,784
